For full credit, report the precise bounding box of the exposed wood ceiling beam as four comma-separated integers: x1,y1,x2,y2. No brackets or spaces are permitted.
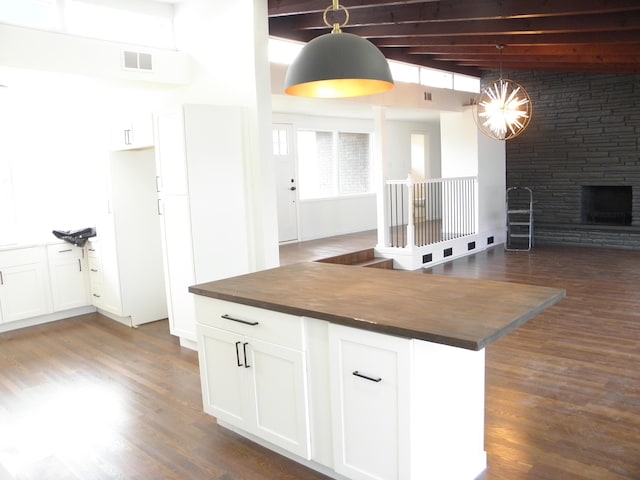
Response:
267,0,640,75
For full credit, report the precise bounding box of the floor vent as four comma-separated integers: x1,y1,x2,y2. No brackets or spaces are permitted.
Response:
422,253,432,264
122,51,153,71
468,241,476,250
487,236,494,245
443,247,453,257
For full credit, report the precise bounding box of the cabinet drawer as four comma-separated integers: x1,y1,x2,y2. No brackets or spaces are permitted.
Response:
88,257,100,273
0,246,43,266
194,296,304,350
47,243,82,259
86,242,99,259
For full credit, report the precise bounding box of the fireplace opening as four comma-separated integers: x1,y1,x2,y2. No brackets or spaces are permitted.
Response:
581,185,632,226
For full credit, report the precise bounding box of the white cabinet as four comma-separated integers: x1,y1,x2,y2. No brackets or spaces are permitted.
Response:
195,297,311,459
192,296,488,480
154,112,188,196
92,148,167,326
86,240,120,314
155,105,250,344
110,114,154,151
0,247,52,323
47,244,90,311
157,195,195,339
329,324,411,480
329,323,487,480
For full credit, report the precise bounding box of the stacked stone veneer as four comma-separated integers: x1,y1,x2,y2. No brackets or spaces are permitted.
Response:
494,71,640,248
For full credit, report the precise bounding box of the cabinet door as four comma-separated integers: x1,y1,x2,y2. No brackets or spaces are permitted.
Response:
159,195,196,340
47,245,90,311
111,114,154,151
247,338,311,459
0,251,51,323
155,112,189,195
86,244,104,308
198,324,253,430
90,234,122,317
329,324,411,480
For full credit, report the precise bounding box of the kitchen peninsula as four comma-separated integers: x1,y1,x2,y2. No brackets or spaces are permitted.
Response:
189,262,565,480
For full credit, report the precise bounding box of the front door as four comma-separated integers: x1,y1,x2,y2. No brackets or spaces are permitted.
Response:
273,124,298,243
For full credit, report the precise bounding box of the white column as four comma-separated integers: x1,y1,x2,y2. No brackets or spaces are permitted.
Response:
373,106,389,248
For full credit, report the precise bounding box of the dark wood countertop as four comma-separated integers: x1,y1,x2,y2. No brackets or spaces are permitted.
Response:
189,262,565,350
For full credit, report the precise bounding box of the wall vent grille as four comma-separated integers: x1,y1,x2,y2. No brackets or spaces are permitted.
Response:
122,51,153,72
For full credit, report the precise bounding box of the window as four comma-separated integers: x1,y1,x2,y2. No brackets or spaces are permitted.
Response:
65,0,174,48
272,128,289,156
0,0,174,48
420,67,453,89
297,130,372,200
0,0,59,30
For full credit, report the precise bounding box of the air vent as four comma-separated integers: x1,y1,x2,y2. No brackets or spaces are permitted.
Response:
487,236,494,245
443,247,453,257
422,253,433,264
467,241,476,251
122,51,153,71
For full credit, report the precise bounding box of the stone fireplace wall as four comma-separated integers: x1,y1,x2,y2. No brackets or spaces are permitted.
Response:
497,71,640,249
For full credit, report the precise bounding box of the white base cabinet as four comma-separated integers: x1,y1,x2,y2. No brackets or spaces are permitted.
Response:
329,324,411,480
330,323,487,480
194,297,488,480
195,297,311,460
47,244,90,311
1,244,92,329
0,247,52,323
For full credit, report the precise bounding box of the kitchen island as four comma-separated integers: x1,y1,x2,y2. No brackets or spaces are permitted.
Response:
189,262,565,480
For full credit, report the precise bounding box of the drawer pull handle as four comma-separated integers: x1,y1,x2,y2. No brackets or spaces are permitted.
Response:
221,314,259,326
58,248,72,253
353,371,382,383
243,342,250,368
235,341,243,367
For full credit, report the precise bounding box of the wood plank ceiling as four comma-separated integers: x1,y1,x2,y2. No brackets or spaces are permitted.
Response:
267,0,640,77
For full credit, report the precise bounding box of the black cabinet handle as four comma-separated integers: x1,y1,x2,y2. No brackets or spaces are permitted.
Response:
235,341,243,367
243,343,250,368
353,371,382,383
221,314,259,326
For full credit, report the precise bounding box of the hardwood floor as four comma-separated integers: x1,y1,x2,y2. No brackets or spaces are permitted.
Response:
1,233,639,479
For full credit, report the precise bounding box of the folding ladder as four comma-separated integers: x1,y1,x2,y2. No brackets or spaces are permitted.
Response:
505,187,533,251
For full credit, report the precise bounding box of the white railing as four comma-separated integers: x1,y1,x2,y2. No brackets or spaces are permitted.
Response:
385,176,477,248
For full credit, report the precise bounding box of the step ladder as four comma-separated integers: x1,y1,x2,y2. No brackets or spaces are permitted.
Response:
506,186,533,251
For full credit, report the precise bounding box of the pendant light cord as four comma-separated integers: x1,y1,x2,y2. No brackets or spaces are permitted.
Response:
497,44,505,80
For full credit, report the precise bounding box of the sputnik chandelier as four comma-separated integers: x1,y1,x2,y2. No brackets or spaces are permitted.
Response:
474,45,532,140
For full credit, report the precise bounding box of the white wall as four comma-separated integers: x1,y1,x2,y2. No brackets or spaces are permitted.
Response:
272,112,442,241
0,0,280,273
440,109,478,178
441,107,506,241
172,0,279,271
0,67,168,245
384,120,441,180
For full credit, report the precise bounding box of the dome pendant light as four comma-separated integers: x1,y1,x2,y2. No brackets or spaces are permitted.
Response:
474,45,532,140
284,1,394,98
